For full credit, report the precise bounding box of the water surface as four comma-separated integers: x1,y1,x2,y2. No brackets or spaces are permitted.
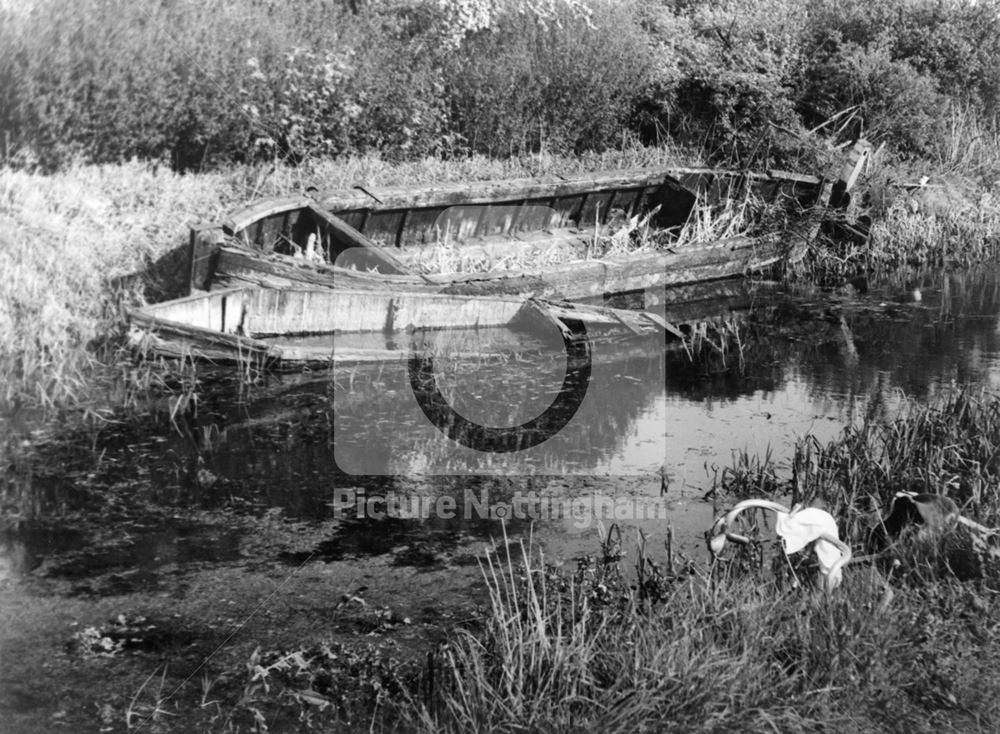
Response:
4,267,1000,585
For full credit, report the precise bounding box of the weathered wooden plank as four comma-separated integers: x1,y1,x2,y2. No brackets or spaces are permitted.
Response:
130,285,670,368
128,309,275,359
311,166,822,213
223,195,312,235
307,205,412,274
212,167,822,242
209,221,801,301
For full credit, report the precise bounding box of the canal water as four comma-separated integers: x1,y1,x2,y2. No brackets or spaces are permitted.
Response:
3,265,1000,616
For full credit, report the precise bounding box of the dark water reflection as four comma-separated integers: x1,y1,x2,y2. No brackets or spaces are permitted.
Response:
4,266,1000,583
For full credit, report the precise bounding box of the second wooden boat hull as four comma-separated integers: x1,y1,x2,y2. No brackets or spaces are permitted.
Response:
128,287,669,368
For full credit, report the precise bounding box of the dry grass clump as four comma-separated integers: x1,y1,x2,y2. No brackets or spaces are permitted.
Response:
867,193,1000,270
407,187,761,277
672,190,759,247
934,104,1000,178
0,161,281,437
0,163,227,420
402,393,1000,732
800,187,1000,284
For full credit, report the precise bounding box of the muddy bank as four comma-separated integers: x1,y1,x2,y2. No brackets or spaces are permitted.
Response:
1,460,684,732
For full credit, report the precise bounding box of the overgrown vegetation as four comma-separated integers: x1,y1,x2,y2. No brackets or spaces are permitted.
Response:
0,148,686,434
403,537,1000,732
800,197,1000,285
2,0,1000,171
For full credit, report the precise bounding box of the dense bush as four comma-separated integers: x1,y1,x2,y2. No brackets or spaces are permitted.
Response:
237,16,448,162
800,40,948,156
1,0,999,170
444,1,653,155
0,1,252,169
794,0,1000,157
636,0,812,165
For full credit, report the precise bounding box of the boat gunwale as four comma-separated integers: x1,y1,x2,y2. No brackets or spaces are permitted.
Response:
218,165,824,235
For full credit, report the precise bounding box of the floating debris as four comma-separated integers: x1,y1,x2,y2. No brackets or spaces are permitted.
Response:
709,500,852,591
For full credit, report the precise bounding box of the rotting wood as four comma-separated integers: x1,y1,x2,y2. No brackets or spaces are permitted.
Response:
208,225,803,302
310,166,822,213
306,205,412,275
186,159,844,298
128,286,668,368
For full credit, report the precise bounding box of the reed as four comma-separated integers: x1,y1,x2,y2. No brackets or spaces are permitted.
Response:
934,104,1000,177
800,198,1000,284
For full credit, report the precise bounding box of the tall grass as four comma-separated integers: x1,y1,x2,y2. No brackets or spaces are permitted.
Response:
935,105,1000,176
405,394,1000,731
793,391,1000,544
402,530,1000,732
867,199,1000,272
799,178,1000,285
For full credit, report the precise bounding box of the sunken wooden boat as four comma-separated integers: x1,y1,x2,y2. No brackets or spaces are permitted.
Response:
204,205,814,299
128,287,671,368
188,166,831,297
187,145,871,299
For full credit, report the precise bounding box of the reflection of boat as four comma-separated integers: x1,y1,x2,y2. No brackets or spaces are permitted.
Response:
127,286,669,367
187,161,850,297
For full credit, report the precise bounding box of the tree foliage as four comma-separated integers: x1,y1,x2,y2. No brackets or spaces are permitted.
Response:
1,0,999,169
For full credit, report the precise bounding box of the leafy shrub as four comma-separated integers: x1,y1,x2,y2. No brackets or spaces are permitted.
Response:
797,0,1000,157
801,40,947,156
238,17,447,162
2,0,999,169
0,0,445,169
634,0,813,166
807,0,1000,118
444,0,653,155
0,1,256,169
